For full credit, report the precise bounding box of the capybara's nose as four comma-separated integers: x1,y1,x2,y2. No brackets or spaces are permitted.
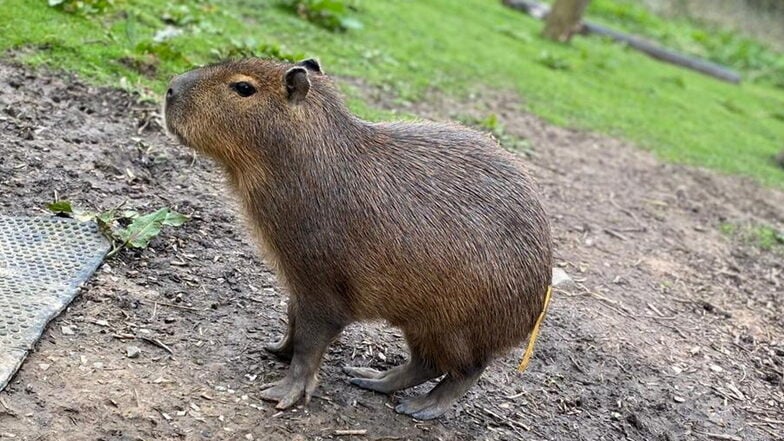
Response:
166,70,199,104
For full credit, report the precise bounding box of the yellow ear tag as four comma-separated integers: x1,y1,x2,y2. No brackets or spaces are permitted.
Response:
517,286,553,372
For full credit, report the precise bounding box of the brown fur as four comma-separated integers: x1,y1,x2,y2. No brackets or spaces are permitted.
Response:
164,58,552,413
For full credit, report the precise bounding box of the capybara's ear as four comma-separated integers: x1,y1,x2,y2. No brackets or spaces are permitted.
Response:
297,58,323,74
284,66,310,104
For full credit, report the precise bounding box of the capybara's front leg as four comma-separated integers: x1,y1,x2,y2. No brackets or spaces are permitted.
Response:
259,300,344,409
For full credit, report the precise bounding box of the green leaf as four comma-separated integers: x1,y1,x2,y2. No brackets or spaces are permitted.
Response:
74,210,99,223
162,211,188,227
120,210,140,220
118,209,166,249
47,200,73,214
96,210,118,225
118,208,188,249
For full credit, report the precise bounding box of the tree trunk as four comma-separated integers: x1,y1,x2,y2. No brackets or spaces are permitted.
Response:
541,0,590,42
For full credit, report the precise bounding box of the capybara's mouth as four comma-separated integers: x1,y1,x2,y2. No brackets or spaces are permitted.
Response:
162,104,188,147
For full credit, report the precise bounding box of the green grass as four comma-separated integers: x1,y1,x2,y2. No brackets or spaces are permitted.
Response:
588,0,784,87
1,0,783,186
720,222,784,252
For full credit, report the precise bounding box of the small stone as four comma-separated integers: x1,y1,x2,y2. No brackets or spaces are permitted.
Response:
61,326,75,336
673,396,685,403
95,320,109,327
671,366,682,374
93,362,104,370
552,268,573,287
709,364,723,373
39,363,50,371
126,346,141,359
245,434,254,441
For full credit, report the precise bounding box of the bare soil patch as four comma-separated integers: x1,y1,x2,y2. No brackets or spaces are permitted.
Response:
0,62,782,440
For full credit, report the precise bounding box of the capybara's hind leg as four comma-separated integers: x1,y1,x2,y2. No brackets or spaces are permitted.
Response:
264,298,297,361
260,301,344,409
345,352,440,394
395,365,486,420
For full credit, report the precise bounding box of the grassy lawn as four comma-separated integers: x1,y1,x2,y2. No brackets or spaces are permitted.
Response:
1,0,782,186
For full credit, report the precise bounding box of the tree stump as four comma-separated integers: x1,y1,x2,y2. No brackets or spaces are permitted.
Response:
542,0,590,42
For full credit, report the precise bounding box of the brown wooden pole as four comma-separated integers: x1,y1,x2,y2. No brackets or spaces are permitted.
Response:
580,22,741,83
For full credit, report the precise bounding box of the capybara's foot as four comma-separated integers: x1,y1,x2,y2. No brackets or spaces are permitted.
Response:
394,368,484,420
343,366,384,379
264,337,294,362
395,395,451,420
346,359,440,394
259,374,313,409
261,315,344,410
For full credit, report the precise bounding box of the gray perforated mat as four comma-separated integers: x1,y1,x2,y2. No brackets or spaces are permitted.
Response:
0,216,109,391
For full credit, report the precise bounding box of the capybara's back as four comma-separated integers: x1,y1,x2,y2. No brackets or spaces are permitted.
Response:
286,120,552,365
164,57,552,420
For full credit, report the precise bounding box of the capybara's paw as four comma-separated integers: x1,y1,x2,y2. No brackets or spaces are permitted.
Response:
259,376,309,409
264,339,293,362
349,377,394,394
394,396,450,420
343,366,384,379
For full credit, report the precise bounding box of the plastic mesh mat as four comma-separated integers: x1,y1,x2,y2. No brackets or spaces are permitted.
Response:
0,216,109,391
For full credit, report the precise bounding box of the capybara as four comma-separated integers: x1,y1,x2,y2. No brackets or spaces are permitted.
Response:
164,57,553,420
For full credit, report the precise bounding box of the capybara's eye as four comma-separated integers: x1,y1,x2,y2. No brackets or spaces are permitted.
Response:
231,81,257,97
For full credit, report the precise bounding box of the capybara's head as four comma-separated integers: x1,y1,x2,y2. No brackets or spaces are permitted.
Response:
163,58,331,168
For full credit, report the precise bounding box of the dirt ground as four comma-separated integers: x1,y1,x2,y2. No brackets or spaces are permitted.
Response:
0,61,782,441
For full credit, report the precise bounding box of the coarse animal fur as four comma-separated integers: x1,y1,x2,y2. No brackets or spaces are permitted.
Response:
164,57,553,419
